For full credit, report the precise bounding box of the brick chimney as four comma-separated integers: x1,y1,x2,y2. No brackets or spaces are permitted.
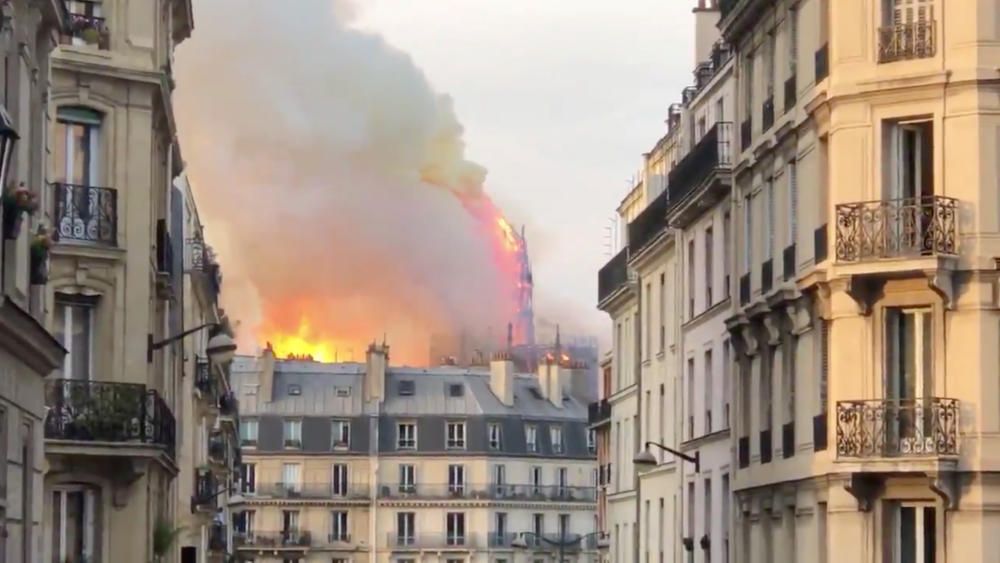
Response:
489,351,515,406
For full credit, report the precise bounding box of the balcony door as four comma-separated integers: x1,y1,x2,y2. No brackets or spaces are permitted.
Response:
885,308,933,453
55,109,106,242
886,120,934,255
53,296,94,381
886,502,936,563
50,487,98,563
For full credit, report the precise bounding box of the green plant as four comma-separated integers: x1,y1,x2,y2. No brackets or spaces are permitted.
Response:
151,519,184,563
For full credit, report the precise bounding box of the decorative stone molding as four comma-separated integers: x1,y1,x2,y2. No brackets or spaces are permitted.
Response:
930,472,959,511
762,312,782,346
740,324,759,357
785,298,813,335
843,474,883,512
927,270,955,311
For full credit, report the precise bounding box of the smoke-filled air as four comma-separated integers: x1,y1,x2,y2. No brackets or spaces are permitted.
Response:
173,0,525,365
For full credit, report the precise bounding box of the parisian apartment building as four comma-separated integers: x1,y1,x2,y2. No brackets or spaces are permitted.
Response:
0,1,241,563
595,0,1000,561
228,344,601,563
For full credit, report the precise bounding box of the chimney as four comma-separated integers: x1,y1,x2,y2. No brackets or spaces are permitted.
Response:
693,0,721,67
365,341,388,402
489,352,515,406
536,355,563,409
259,344,276,403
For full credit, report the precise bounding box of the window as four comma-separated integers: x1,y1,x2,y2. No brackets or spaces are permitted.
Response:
550,425,564,454
765,31,777,97
687,482,695,538
448,465,465,494
742,195,753,272
723,212,731,294
885,309,933,447
330,510,349,542
240,418,258,447
240,463,256,494
687,358,695,439
54,108,101,185
705,227,714,306
762,348,775,431
659,272,666,351
587,429,597,454
397,422,416,449
493,464,507,495
723,341,732,428
740,361,752,434
281,510,300,537
557,467,568,497
398,380,415,396
765,179,775,261
399,464,415,493
698,116,707,138
886,120,934,203
283,420,302,448
704,478,712,547
688,239,696,318
448,383,464,397
788,6,799,76
788,160,798,247
335,386,351,397
819,318,830,413
784,335,797,425
287,384,301,396
446,421,466,449
644,282,652,358
281,463,301,493
446,512,466,546
495,512,508,543
704,349,714,433
331,464,348,497
530,466,543,495
396,512,416,546
722,474,730,562
526,424,538,452
742,53,754,115
53,297,94,380
559,513,570,539
887,502,936,563
488,422,503,449
51,487,100,563
532,513,545,546
331,419,350,449
237,510,255,536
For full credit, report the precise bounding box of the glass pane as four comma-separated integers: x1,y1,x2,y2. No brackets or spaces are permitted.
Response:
66,490,85,562
70,305,91,380
900,506,915,563
70,124,88,185
53,122,67,183
50,492,62,563
53,304,67,378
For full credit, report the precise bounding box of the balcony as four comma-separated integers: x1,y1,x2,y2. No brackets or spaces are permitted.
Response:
489,532,516,548
784,75,797,112
251,481,369,500
377,483,596,502
878,20,935,63
815,43,829,83
61,0,109,49
234,531,311,549
44,379,176,458
761,97,775,132
598,247,629,306
835,398,959,459
192,468,218,512
627,189,669,256
834,196,958,263
588,399,611,427
387,533,480,550
52,183,117,246
666,122,733,227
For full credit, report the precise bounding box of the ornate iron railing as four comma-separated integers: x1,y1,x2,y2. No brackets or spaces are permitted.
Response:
52,183,117,245
835,196,958,262
251,481,369,500
835,398,959,458
62,0,109,49
627,189,668,253
666,121,733,207
44,379,176,456
234,531,311,548
588,399,611,425
193,468,218,510
878,20,936,63
598,248,628,304
387,533,481,549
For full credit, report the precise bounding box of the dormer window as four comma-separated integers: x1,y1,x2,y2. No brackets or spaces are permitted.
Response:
397,422,417,449
287,384,301,396
448,383,464,397
331,419,350,449
283,419,302,449
488,423,503,450
550,426,564,454
335,386,351,397
446,421,466,449
398,380,415,396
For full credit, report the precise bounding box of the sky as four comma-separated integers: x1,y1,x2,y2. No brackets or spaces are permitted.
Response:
349,0,697,345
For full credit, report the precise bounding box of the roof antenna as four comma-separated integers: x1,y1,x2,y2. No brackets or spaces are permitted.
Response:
506,322,513,350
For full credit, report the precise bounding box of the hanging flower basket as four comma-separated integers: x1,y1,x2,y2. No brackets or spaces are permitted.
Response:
29,226,55,285
1,182,38,240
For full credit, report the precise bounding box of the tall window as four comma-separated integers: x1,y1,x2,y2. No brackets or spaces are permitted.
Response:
787,160,798,248
495,512,508,543
659,273,666,351
446,512,466,546
765,179,775,261
448,465,466,494
54,108,101,185
819,318,830,414
886,120,934,202
281,510,300,536
704,349,714,433
705,226,714,306
525,424,538,452
530,466,543,495
687,358,695,439
397,422,417,449
761,348,774,431
687,239,696,318
240,419,258,447
53,297,95,380
559,514,570,540
240,463,256,494
723,341,732,428
723,211,731,293
784,335,797,425
51,487,100,563
743,53,755,116
788,7,799,76
331,419,350,449
722,474,731,561
330,511,349,542
587,429,597,454
687,482,695,538
399,464,415,493
887,502,936,563
331,464,348,497
446,421,466,449
557,467,568,497
281,463,301,493
550,426,564,454
645,282,652,358
704,478,713,548
532,513,545,547
765,31,777,98
282,420,301,448
742,195,753,273
396,512,416,546
493,464,506,495
488,422,503,449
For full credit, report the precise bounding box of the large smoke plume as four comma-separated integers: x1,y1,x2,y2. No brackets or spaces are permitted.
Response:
173,0,518,363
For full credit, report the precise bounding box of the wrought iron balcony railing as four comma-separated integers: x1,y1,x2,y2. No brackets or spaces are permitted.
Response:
627,189,669,254
208,523,227,552
666,121,733,208
234,531,311,548
327,533,352,544
835,196,958,262
878,20,936,63
598,248,629,304
61,0,110,49
52,183,117,245
588,399,611,426
192,468,218,511
377,483,596,502
836,398,959,458
250,481,369,500
387,533,480,549
44,379,176,456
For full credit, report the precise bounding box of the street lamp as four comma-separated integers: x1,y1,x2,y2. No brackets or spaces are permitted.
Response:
511,530,606,562
147,321,237,364
634,441,700,473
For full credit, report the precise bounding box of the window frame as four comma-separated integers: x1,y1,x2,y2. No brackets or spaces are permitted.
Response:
550,425,564,454
397,421,417,450
525,424,538,453
282,419,302,449
331,419,350,449
446,420,466,449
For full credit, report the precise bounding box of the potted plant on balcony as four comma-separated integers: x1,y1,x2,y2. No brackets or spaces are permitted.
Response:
151,519,184,563
70,17,110,49
29,225,55,284
2,182,38,239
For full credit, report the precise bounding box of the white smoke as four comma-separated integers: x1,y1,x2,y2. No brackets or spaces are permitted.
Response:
173,0,513,362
